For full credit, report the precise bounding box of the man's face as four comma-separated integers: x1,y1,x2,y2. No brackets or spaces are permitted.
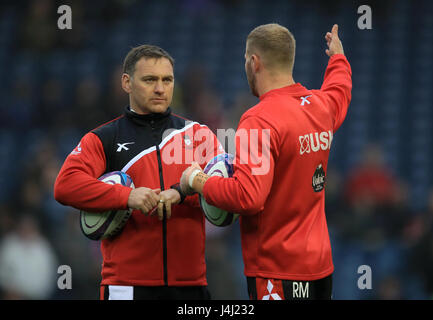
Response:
245,52,259,98
124,57,174,114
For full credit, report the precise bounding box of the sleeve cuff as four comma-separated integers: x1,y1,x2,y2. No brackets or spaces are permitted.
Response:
329,53,347,62
170,183,186,204
117,185,133,210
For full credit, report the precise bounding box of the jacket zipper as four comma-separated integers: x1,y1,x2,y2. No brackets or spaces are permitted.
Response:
150,119,168,286
155,143,168,285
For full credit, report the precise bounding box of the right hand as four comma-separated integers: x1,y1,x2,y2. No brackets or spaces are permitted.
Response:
155,188,181,221
325,24,344,57
127,187,161,215
179,162,202,195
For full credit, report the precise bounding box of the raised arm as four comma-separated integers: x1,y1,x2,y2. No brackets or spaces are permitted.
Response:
321,24,352,131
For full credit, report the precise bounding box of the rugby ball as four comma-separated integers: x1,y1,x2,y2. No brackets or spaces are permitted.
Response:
199,154,239,226
80,171,134,240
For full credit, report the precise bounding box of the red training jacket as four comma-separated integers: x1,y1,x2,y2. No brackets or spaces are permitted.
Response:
54,107,223,286
203,54,352,281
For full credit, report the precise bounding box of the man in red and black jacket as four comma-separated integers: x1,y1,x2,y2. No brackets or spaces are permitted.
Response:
181,24,352,300
54,45,222,300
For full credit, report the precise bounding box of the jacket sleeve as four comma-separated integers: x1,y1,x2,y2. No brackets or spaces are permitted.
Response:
54,132,132,212
202,115,278,215
320,54,352,131
183,125,225,208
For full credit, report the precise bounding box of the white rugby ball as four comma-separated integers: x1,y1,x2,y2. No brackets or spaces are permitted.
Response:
199,154,239,227
80,171,134,240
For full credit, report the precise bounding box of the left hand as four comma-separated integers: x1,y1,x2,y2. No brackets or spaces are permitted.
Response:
325,24,344,57
153,189,181,221
180,162,203,195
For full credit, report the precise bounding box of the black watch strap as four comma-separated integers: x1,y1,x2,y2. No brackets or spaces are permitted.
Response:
170,183,186,204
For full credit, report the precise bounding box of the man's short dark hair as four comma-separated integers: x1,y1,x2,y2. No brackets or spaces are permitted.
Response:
123,44,174,76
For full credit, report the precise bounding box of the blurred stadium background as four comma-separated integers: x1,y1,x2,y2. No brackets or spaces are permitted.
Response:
0,0,432,299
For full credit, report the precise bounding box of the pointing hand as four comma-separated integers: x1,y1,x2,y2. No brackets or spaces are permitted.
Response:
325,24,344,57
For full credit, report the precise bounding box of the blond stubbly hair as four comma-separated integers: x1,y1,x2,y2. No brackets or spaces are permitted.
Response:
246,23,296,73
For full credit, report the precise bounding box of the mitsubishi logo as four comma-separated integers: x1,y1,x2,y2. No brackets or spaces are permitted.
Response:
116,142,135,152
300,95,312,106
262,280,282,300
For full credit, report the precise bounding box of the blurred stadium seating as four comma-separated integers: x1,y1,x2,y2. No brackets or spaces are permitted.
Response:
0,0,432,299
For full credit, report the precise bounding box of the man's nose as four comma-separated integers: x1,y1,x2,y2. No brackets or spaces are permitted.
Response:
154,80,165,94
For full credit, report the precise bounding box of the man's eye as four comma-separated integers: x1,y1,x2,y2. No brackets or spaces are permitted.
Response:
144,78,155,83
163,79,173,83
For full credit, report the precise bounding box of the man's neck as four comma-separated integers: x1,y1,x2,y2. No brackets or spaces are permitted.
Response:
129,101,149,115
257,73,295,97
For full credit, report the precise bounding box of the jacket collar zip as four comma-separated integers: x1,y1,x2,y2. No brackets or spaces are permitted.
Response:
125,106,172,127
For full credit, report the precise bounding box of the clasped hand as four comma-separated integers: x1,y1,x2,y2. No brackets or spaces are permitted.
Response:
127,187,180,220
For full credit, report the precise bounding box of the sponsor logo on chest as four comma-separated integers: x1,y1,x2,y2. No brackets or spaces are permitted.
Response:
299,130,333,155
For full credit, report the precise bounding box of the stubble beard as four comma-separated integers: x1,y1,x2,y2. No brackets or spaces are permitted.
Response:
246,61,259,98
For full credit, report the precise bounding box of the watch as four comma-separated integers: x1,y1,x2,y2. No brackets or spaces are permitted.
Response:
170,183,186,204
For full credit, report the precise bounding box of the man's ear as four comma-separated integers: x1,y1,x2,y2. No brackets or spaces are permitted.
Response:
121,73,132,94
251,54,261,72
